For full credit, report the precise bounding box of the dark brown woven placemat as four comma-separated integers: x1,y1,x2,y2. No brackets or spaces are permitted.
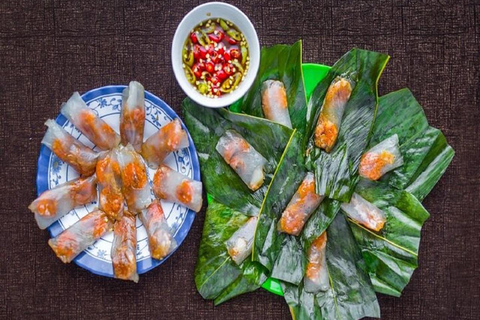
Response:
1,0,479,319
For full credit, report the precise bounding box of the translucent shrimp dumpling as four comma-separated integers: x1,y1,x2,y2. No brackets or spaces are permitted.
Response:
314,77,353,152
226,216,258,265
152,164,203,213
340,192,386,232
304,232,330,293
48,209,113,263
216,130,267,192
120,81,145,152
261,80,292,128
359,134,404,181
60,92,120,150
29,175,98,230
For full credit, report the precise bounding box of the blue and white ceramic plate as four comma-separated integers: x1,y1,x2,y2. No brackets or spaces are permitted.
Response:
36,85,200,278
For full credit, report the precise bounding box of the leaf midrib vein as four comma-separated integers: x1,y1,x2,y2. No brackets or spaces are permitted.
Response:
348,218,418,257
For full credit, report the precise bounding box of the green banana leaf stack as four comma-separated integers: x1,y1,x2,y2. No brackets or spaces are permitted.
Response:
183,40,454,320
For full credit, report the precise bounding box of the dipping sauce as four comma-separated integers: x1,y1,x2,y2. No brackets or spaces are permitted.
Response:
182,18,250,98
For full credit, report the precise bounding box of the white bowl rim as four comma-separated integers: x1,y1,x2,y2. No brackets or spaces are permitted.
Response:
171,1,260,108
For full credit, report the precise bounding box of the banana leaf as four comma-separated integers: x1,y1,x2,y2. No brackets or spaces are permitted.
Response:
347,178,430,297
306,49,390,202
367,89,454,200
194,199,267,301
214,259,268,305
230,41,308,135
283,214,380,320
405,130,454,201
253,131,306,271
283,281,322,320
271,234,307,285
183,98,293,216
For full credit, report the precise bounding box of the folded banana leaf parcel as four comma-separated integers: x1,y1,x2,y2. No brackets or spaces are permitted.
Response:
183,41,454,320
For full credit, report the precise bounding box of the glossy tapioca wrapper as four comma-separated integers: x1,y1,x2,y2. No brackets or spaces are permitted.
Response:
359,134,404,181
226,216,258,265
120,81,145,152
111,210,139,282
141,118,189,169
278,172,324,236
261,80,292,128
341,192,386,231
96,149,125,221
42,119,100,176
140,200,177,261
303,232,329,293
61,92,121,150
48,209,113,263
153,164,203,212
117,144,151,213
231,41,307,136
314,77,353,152
216,130,268,192
30,175,97,230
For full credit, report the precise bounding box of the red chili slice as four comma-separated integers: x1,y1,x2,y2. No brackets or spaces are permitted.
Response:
192,64,202,78
217,43,225,55
211,76,220,86
194,45,207,60
216,70,227,80
211,51,221,64
206,44,215,56
199,46,207,59
193,45,201,60
205,61,215,73
208,34,222,43
190,32,198,44
223,63,234,76
230,48,241,59
223,51,231,62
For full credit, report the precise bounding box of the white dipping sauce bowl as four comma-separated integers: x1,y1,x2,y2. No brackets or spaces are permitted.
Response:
172,2,260,108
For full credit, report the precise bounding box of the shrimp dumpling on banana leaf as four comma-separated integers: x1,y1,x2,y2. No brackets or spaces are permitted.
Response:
61,92,120,150
152,164,203,212
304,232,330,293
216,130,267,192
314,77,353,152
261,80,292,128
341,192,386,232
30,175,97,230
48,209,113,263
42,119,100,176
359,134,404,181
226,216,258,265
278,172,324,236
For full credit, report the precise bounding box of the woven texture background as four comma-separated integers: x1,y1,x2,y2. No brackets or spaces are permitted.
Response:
1,0,479,319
